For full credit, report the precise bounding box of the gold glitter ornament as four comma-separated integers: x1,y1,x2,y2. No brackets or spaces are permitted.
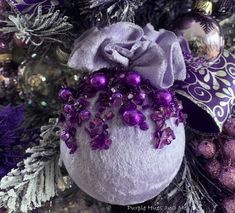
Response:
19,59,81,109
193,0,213,15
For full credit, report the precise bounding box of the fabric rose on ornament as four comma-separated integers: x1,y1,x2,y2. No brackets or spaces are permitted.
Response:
68,22,186,89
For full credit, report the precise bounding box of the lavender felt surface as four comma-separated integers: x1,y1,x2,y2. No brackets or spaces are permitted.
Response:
176,50,235,133
60,98,185,205
68,22,186,89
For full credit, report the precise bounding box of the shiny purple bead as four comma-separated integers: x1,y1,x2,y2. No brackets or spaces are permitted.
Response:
155,90,172,106
122,109,146,126
134,91,146,105
140,122,149,130
80,110,91,121
60,130,71,142
90,73,107,90
63,104,75,114
68,143,77,154
125,71,141,87
0,41,9,53
59,88,72,102
111,92,123,107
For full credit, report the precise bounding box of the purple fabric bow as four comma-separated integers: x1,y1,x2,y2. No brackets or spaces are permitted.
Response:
68,22,186,89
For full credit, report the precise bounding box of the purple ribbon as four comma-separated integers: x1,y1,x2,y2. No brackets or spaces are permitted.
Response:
176,50,235,133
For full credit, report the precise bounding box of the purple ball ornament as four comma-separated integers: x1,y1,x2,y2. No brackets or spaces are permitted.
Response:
223,196,235,213
206,159,221,179
125,71,141,87
219,166,235,190
59,70,186,205
224,118,235,137
197,139,216,159
172,0,224,68
90,73,107,90
223,140,235,162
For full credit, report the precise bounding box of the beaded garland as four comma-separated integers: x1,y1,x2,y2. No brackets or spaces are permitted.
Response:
59,69,185,154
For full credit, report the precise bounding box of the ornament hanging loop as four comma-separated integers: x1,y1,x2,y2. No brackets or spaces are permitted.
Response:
193,0,213,15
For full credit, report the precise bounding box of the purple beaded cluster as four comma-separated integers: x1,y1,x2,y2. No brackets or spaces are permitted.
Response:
59,69,185,154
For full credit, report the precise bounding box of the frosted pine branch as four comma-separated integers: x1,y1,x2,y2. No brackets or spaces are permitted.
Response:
0,118,63,213
0,6,73,46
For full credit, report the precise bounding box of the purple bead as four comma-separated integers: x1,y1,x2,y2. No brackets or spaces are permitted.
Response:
151,111,161,121
134,91,146,105
155,90,172,106
90,73,107,90
140,122,149,131
125,71,141,87
63,104,75,114
111,92,123,107
0,41,9,53
59,88,72,102
122,109,146,126
105,111,114,120
80,110,91,121
60,130,71,142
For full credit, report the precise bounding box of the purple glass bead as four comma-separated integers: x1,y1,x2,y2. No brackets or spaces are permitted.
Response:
63,104,75,114
125,71,141,87
59,88,72,102
65,141,77,154
122,109,146,126
134,91,146,105
111,92,123,107
155,90,172,106
91,133,112,150
60,130,71,142
80,110,91,121
90,73,107,90
150,111,164,123
105,111,114,120
140,122,149,131
0,41,9,53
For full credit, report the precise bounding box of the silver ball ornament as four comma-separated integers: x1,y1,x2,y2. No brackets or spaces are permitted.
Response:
172,12,224,67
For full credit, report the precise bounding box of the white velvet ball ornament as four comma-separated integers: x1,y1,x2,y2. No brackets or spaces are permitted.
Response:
60,98,185,205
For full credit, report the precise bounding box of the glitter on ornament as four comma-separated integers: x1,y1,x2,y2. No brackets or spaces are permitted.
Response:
206,159,221,179
219,166,235,190
59,69,185,153
224,118,235,137
223,140,235,162
197,139,217,159
223,196,235,213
